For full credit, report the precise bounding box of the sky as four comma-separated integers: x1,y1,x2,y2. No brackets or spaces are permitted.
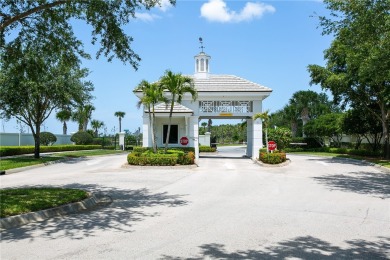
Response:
1,0,334,135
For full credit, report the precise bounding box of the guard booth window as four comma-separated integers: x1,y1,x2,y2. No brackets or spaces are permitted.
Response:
163,125,178,144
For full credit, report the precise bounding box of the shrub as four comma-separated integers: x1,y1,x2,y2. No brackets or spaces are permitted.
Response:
127,153,177,166
71,131,93,145
0,145,101,157
199,146,216,152
268,127,292,151
259,152,287,164
40,132,57,146
127,147,196,166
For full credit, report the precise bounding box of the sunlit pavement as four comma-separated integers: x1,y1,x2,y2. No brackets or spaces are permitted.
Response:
1,147,389,259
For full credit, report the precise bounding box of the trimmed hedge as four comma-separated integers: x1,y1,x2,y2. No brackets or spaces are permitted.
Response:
199,146,216,152
284,147,382,157
0,145,101,157
259,152,287,164
127,148,196,166
71,131,93,145
133,147,195,153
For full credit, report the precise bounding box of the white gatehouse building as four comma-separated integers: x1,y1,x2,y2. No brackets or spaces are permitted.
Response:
134,47,272,162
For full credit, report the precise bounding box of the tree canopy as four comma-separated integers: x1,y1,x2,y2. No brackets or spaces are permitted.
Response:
307,0,390,157
1,0,176,69
0,35,93,158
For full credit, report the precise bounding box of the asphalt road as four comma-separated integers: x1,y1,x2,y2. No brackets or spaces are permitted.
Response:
1,146,389,259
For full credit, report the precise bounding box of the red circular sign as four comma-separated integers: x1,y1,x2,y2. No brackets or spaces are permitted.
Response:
268,141,277,151
180,136,189,146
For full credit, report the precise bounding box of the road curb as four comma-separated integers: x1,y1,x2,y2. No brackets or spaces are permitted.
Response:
253,158,291,167
0,192,110,230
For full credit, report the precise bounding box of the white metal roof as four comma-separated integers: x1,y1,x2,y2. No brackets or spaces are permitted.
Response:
147,102,193,114
190,74,272,92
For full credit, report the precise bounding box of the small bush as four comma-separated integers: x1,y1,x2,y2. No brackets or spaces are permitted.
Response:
127,153,177,166
0,145,101,157
199,146,216,152
259,152,287,164
92,137,112,147
127,147,196,166
71,131,93,145
40,132,57,146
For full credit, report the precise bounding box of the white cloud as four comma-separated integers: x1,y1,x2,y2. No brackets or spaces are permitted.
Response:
200,0,275,23
158,0,173,12
135,12,161,22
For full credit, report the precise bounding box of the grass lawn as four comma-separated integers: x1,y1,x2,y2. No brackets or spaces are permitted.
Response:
0,149,127,171
288,151,390,169
0,156,64,171
54,149,126,157
0,187,88,218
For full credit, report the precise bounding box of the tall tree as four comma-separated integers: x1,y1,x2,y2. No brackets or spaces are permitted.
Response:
1,1,176,69
72,104,95,132
135,80,167,153
114,111,126,132
289,90,333,137
0,38,93,158
56,109,72,135
159,70,197,152
91,119,104,137
307,0,390,158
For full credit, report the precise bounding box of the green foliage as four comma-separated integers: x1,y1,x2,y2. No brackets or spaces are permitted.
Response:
210,123,247,144
159,70,197,152
128,147,195,165
308,0,390,158
1,1,176,69
39,132,57,146
134,80,167,153
0,188,88,218
268,127,292,151
259,152,287,164
199,146,216,152
304,113,344,147
0,145,101,157
92,137,113,147
70,131,94,145
127,153,178,166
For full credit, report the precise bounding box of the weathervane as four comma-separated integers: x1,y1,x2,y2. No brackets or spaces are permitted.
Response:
199,37,205,52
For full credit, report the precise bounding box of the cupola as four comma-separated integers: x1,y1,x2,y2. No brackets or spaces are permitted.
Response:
194,37,211,79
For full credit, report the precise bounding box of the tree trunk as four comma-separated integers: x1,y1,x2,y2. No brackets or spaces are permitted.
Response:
119,117,122,132
63,121,67,135
34,124,41,159
291,121,298,138
379,102,389,159
165,98,175,153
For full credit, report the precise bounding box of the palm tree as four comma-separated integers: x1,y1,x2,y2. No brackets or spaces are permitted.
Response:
114,111,126,132
56,109,72,135
253,110,270,152
72,104,95,131
160,70,197,152
135,80,167,153
201,122,207,134
91,119,104,137
289,90,332,137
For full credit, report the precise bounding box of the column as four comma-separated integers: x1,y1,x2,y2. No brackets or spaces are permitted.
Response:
246,119,253,157
189,116,199,162
118,132,125,150
142,116,150,147
252,117,263,160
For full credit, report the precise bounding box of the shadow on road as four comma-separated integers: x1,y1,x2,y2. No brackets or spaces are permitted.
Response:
161,236,390,259
313,171,390,199
1,183,189,242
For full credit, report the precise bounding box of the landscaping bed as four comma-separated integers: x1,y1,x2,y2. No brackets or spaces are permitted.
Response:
127,147,195,166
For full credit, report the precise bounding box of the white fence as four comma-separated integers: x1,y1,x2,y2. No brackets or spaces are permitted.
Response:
0,133,72,146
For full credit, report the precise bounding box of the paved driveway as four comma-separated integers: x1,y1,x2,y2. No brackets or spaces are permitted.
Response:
1,147,389,259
